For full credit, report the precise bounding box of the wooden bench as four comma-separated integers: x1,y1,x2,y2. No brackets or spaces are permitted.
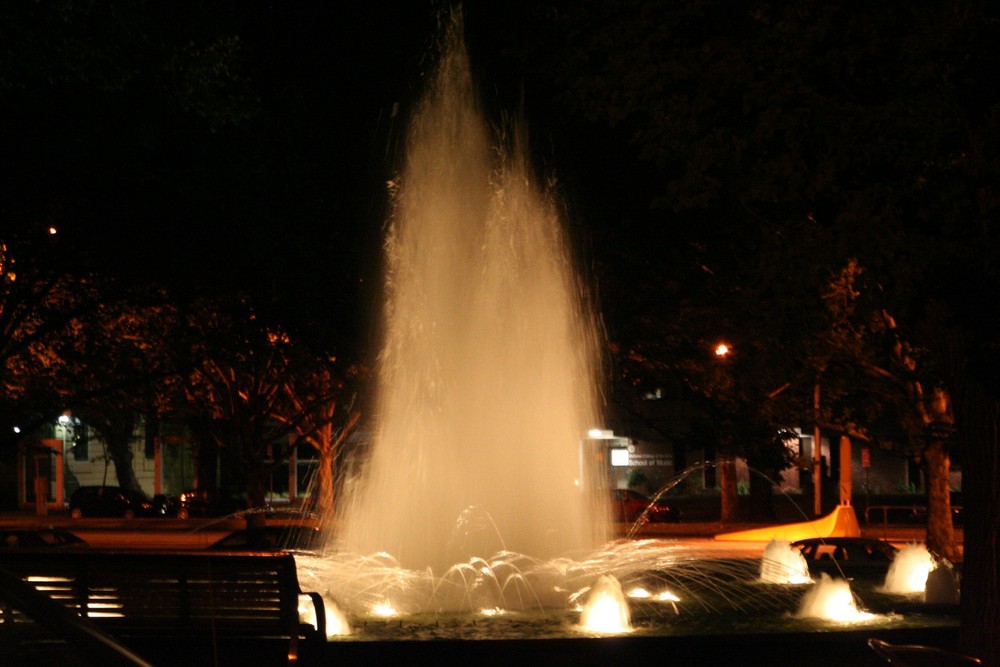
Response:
0,550,326,666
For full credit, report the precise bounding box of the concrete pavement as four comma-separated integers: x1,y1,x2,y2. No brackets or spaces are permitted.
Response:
0,507,961,555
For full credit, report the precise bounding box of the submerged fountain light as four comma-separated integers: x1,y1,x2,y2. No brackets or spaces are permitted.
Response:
797,574,875,622
579,575,632,634
371,600,399,618
883,544,935,594
626,586,651,598
300,594,351,638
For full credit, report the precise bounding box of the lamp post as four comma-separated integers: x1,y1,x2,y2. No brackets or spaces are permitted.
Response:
813,382,822,516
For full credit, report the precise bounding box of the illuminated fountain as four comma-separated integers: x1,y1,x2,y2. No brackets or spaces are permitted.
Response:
337,6,605,576
303,9,960,658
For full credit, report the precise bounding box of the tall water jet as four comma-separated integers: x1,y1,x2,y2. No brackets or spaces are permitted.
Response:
339,10,607,573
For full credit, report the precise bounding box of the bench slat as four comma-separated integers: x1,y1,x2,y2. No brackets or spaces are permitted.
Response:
0,549,326,662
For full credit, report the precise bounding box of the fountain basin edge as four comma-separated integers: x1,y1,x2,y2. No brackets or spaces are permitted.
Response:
321,625,960,667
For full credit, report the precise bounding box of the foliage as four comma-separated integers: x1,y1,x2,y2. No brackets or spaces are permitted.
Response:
0,230,100,448
523,0,998,656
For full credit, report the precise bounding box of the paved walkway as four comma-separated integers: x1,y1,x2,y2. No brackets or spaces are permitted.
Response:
1,508,962,555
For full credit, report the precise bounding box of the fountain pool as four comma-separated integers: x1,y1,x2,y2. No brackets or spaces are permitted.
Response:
295,538,958,662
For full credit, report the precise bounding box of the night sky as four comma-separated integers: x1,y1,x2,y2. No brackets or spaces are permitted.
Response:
1,1,642,357
3,0,997,363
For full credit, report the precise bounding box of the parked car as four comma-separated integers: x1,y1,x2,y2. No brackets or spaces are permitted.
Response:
0,528,88,548
208,525,325,552
165,489,248,519
791,537,899,577
68,485,161,519
610,488,681,523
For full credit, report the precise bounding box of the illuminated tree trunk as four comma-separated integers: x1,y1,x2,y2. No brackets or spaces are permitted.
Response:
314,423,336,517
884,312,959,562
923,438,958,562
308,410,359,520
912,384,959,563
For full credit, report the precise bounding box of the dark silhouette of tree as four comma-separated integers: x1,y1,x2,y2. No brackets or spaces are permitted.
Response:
519,0,999,659
0,229,100,455
176,298,293,515
66,292,180,492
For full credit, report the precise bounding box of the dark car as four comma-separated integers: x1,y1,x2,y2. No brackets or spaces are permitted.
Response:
0,528,88,548
610,489,681,523
68,485,161,519
208,525,325,552
791,537,899,577
167,489,248,519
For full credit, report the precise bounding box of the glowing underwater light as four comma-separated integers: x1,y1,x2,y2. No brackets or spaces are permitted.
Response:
371,600,398,618
579,575,631,634
796,575,875,622
884,544,935,594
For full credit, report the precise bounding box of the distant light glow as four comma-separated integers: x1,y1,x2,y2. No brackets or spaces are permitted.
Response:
12,426,20,434
610,448,629,467
48,227,57,235
715,343,731,357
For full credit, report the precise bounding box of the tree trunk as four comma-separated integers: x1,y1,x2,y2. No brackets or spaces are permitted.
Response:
316,445,335,518
104,416,140,491
746,465,776,522
719,455,739,522
954,378,1000,665
923,439,959,562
